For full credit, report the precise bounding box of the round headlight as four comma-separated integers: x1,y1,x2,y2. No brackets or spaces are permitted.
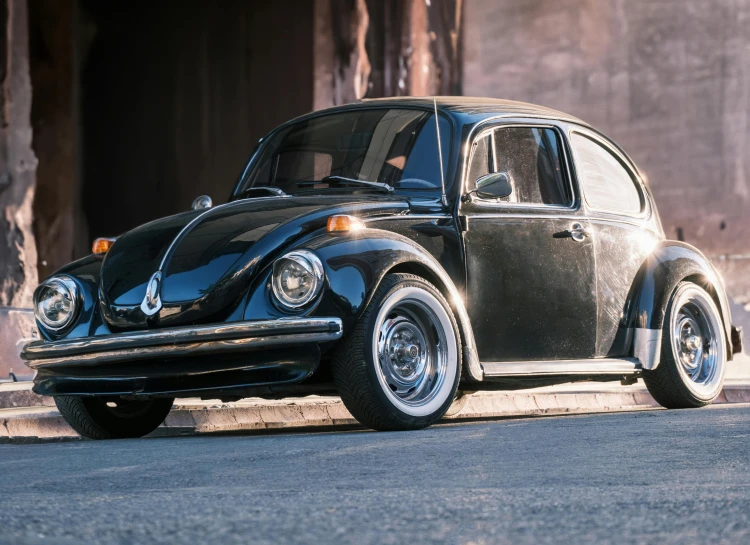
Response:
34,276,79,331
271,250,324,309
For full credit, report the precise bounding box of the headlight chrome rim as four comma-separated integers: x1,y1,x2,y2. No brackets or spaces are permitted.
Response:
33,275,79,332
271,250,324,310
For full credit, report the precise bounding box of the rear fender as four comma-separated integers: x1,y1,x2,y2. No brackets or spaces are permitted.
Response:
630,241,734,369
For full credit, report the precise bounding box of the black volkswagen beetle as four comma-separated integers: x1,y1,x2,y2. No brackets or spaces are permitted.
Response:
23,97,743,439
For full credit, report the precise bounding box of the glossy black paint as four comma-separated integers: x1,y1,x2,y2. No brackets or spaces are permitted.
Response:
31,98,739,398
587,215,661,357
461,208,598,361
39,254,105,341
629,241,734,352
307,229,464,331
100,196,408,331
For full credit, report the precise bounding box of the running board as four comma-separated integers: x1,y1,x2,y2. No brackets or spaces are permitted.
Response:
482,358,641,378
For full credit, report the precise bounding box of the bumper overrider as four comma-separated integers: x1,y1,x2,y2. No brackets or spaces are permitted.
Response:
22,318,343,397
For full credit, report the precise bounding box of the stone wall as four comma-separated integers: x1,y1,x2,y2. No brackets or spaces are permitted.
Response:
0,0,38,379
0,0,37,309
463,0,750,301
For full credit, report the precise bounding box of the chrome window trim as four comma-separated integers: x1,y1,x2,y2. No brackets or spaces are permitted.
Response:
469,202,577,212
567,127,651,220
587,214,658,233
461,119,580,212
463,213,586,221
463,212,661,238
363,215,452,222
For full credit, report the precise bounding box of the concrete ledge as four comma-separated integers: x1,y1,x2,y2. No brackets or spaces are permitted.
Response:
3,384,750,443
0,307,36,382
0,381,52,409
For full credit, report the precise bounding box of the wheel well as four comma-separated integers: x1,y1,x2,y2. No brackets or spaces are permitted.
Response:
682,273,732,356
386,262,448,299
683,273,722,316
385,261,471,365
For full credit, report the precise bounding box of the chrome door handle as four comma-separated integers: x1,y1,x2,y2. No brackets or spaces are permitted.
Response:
567,222,592,242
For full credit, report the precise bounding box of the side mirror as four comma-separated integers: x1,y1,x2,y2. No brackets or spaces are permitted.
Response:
475,172,513,199
191,195,213,210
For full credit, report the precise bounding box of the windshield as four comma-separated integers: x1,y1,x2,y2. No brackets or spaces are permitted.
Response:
237,108,451,196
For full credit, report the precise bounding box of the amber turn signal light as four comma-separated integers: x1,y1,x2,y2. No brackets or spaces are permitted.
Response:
326,215,366,234
92,237,116,254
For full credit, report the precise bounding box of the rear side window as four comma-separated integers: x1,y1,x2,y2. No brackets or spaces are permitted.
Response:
571,133,642,215
467,126,571,206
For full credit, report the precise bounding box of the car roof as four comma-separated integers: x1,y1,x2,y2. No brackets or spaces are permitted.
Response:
356,96,589,125
271,96,592,137
357,97,639,172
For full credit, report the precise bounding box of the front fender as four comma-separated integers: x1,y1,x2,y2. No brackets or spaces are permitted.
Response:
631,241,734,368
302,229,482,382
38,254,108,341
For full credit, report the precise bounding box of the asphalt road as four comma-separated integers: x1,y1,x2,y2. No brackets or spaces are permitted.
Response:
1,406,749,545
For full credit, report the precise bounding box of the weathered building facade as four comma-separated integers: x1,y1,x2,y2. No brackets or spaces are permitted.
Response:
1,0,749,378
464,0,750,299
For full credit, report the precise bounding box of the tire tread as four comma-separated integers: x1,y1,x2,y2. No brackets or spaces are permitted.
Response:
55,395,174,440
643,282,724,409
332,273,460,431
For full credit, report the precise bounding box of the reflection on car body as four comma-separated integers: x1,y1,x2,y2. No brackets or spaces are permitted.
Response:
22,97,742,439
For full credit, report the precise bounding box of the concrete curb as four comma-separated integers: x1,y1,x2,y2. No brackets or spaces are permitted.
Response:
0,307,36,381
3,384,750,443
0,382,52,409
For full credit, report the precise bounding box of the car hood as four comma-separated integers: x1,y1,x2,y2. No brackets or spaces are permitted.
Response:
99,195,409,330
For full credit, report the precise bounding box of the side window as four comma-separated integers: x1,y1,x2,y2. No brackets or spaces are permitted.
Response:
467,126,571,206
571,133,642,215
467,132,492,186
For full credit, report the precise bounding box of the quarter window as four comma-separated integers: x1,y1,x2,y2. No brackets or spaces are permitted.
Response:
468,127,571,206
571,133,642,215
467,133,491,184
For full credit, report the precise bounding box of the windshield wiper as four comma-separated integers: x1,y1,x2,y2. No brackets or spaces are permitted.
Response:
234,186,288,200
297,175,394,194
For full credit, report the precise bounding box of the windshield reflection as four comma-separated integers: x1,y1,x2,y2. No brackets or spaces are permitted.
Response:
238,108,451,197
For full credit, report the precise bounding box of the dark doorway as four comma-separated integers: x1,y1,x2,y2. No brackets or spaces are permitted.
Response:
80,0,314,239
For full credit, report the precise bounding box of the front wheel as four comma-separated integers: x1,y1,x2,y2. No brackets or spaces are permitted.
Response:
55,396,174,440
643,282,727,408
332,273,461,431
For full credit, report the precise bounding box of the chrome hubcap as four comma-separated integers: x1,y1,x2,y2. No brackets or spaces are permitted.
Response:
672,297,719,387
380,317,430,395
375,294,449,409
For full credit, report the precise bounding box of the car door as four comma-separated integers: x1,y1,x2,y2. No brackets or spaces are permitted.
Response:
460,122,598,362
568,130,662,358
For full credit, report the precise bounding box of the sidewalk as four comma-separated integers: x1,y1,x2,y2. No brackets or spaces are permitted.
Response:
3,357,749,442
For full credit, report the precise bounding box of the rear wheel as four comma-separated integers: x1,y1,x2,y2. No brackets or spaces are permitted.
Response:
55,396,174,440
643,282,727,408
332,273,461,431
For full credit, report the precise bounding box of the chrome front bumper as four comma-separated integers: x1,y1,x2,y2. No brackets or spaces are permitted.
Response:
22,318,343,369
